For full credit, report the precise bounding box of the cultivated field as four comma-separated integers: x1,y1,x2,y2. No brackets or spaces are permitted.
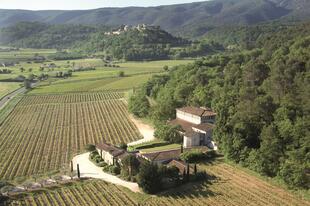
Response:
9,162,310,206
0,92,141,179
0,82,21,99
9,180,139,206
30,73,153,94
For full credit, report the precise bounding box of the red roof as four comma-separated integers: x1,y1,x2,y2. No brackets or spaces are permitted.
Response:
170,118,214,134
96,143,125,157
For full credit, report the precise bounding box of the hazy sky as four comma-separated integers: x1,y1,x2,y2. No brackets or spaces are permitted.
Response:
0,0,208,10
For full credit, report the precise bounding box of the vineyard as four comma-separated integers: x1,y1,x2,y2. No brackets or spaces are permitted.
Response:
9,180,139,206
143,162,310,206
9,162,310,206
0,92,141,179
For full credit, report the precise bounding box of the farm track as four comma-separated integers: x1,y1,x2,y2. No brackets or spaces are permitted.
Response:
0,92,141,179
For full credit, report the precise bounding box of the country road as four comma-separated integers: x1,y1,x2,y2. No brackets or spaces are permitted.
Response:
0,83,37,109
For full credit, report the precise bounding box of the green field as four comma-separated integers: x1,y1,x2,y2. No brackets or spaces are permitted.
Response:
139,144,181,153
0,82,21,98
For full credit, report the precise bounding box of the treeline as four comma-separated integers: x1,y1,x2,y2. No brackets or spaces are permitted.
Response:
130,22,310,189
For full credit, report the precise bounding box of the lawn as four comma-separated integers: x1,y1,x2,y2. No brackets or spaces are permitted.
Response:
139,144,181,153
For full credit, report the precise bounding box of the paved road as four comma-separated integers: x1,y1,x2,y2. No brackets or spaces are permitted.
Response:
72,152,141,193
0,83,37,109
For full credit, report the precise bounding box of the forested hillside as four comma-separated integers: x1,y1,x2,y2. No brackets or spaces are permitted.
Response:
0,22,224,60
132,21,310,189
0,22,105,49
0,0,309,37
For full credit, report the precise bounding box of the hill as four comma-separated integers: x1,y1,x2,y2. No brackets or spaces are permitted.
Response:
0,0,309,37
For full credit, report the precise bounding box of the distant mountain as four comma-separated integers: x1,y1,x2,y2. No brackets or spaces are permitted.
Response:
0,0,309,37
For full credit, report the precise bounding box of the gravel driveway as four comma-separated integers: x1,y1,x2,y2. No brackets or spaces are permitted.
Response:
72,152,140,193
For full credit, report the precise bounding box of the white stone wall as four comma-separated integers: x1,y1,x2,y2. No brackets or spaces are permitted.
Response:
97,149,114,165
176,110,201,124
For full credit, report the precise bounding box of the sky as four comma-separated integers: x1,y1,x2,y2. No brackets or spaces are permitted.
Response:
0,0,208,10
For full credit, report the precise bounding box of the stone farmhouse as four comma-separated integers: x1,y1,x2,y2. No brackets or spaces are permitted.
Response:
170,106,216,149
96,143,129,166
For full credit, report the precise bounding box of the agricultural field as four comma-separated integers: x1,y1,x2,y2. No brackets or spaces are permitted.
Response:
9,180,140,206
0,92,141,179
0,48,57,62
30,73,154,94
8,161,310,206
0,82,21,99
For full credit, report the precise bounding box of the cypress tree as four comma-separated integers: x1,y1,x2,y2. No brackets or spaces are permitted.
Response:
77,164,80,179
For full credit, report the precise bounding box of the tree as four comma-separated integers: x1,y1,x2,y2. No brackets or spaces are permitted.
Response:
128,91,150,118
77,164,80,179
118,71,125,77
138,161,162,194
20,67,25,72
121,154,140,177
84,144,96,152
154,124,183,143
163,65,169,71
24,79,31,89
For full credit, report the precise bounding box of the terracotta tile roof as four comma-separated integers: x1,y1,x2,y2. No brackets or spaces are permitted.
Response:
170,118,214,134
140,148,190,162
167,160,193,174
177,106,216,117
96,143,125,157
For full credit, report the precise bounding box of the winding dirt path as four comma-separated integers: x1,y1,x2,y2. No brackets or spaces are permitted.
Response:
127,115,155,146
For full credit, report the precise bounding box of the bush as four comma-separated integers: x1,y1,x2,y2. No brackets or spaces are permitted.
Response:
118,71,125,77
180,150,206,163
97,161,108,167
84,144,96,152
128,91,150,118
89,151,99,159
154,124,183,144
110,166,121,175
138,162,162,194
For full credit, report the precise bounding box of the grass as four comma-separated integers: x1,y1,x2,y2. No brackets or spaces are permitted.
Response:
0,94,23,125
139,144,181,153
0,82,21,99
127,139,168,151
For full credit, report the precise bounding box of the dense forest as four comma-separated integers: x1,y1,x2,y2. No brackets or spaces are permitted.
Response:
130,21,310,189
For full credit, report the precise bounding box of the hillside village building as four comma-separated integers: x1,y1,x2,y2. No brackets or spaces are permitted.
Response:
170,107,216,148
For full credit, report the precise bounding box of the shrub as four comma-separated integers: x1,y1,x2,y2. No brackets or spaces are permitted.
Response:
97,161,108,167
154,124,183,144
138,162,162,194
128,91,150,118
89,151,99,159
94,155,103,163
180,150,206,163
118,71,125,77
84,144,96,152
110,166,121,175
